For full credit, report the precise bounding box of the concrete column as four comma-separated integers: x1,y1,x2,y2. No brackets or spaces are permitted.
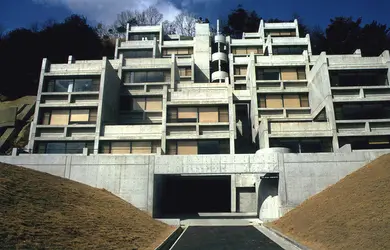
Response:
64,156,72,179
277,153,287,217
294,19,299,37
114,39,119,59
27,58,49,153
231,174,237,212
161,85,168,154
147,156,155,215
68,55,74,64
94,57,108,155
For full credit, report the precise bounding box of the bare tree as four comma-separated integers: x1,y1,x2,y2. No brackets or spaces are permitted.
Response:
162,20,176,35
137,6,163,26
173,12,197,36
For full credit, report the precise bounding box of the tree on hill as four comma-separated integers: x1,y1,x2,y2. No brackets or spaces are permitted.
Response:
310,17,390,56
0,15,114,99
222,5,261,38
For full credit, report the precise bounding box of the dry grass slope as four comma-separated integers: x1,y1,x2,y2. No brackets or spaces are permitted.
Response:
270,154,390,250
0,163,175,249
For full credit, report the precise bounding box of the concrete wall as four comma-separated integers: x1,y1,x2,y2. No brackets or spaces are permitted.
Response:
2,150,389,221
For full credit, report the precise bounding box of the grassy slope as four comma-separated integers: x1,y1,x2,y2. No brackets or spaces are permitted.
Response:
270,154,390,250
0,163,174,249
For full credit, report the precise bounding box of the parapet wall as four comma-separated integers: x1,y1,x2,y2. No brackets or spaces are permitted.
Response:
1,150,388,218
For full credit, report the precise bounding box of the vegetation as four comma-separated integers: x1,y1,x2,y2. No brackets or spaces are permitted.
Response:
0,163,174,249
0,5,389,99
269,154,390,250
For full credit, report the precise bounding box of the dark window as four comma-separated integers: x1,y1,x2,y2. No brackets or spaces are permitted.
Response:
334,102,390,120
198,140,220,154
339,136,390,150
270,138,333,153
330,69,389,87
273,46,306,55
123,71,170,83
129,33,159,41
45,78,100,92
36,142,93,154
122,49,153,58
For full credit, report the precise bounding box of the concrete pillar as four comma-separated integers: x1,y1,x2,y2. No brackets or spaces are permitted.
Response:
161,85,168,154
231,174,237,212
147,156,155,215
27,58,49,153
114,39,119,59
11,148,18,156
68,55,74,64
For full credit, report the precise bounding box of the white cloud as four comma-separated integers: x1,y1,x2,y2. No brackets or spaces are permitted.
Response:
32,0,182,24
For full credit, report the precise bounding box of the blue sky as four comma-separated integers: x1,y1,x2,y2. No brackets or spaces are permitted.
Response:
1,0,389,32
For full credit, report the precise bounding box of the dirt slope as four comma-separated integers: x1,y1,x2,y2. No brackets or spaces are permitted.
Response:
270,154,390,250
0,163,174,249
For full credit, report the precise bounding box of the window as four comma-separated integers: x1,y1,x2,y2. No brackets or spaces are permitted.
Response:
99,141,159,154
121,49,153,58
120,97,162,111
45,78,100,92
265,30,296,37
258,94,309,108
167,140,230,155
256,67,306,80
234,65,248,76
270,138,333,153
334,102,390,120
168,106,229,123
198,140,220,154
40,109,97,125
339,136,390,150
122,71,171,83
330,69,389,87
74,79,100,92
231,47,263,55
199,107,219,123
177,107,198,122
179,67,192,77
128,32,159,41
272,46,306,55
35,142,93,154
256,69,280,80
162,47,193,56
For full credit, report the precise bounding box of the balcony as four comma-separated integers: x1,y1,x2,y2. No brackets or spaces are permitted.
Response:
214,34,226,43
211,52,228,62
211,71,229,82
102,125,162,140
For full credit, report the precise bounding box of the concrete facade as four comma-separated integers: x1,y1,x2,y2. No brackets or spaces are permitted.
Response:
7,19,390,221
2,149,389,220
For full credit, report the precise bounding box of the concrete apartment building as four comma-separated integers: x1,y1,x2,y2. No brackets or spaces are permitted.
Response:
5,19,390,221
27,20,390,156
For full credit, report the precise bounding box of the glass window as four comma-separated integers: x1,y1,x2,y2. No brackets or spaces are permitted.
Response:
46,142,66,154
74,79,93,92
198,140,220,154
54,80,73,92
66,142,86,154
134,72,147,83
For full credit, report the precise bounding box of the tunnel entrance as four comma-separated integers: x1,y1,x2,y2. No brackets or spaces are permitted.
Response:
154,175,231,218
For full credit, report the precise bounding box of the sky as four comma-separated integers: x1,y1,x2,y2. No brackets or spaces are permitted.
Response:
0,0,389,32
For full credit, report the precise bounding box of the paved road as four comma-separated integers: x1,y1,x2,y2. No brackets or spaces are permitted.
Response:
171,226,284,250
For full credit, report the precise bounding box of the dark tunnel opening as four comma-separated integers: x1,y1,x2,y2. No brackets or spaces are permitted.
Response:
154,175,231,218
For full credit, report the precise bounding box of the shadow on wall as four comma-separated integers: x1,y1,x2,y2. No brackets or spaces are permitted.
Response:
258,174,280,222
194,65,209,83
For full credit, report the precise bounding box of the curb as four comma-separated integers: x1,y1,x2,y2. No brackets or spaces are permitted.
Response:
155,226,184,250
263,225,311,250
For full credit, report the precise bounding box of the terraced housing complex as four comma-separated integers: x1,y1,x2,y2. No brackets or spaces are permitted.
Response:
28,20,390,156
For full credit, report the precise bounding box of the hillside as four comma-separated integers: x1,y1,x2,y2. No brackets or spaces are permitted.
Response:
0,163,174,249
270,154,390,250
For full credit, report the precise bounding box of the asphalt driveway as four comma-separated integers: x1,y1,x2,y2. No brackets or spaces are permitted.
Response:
171,226,284,250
